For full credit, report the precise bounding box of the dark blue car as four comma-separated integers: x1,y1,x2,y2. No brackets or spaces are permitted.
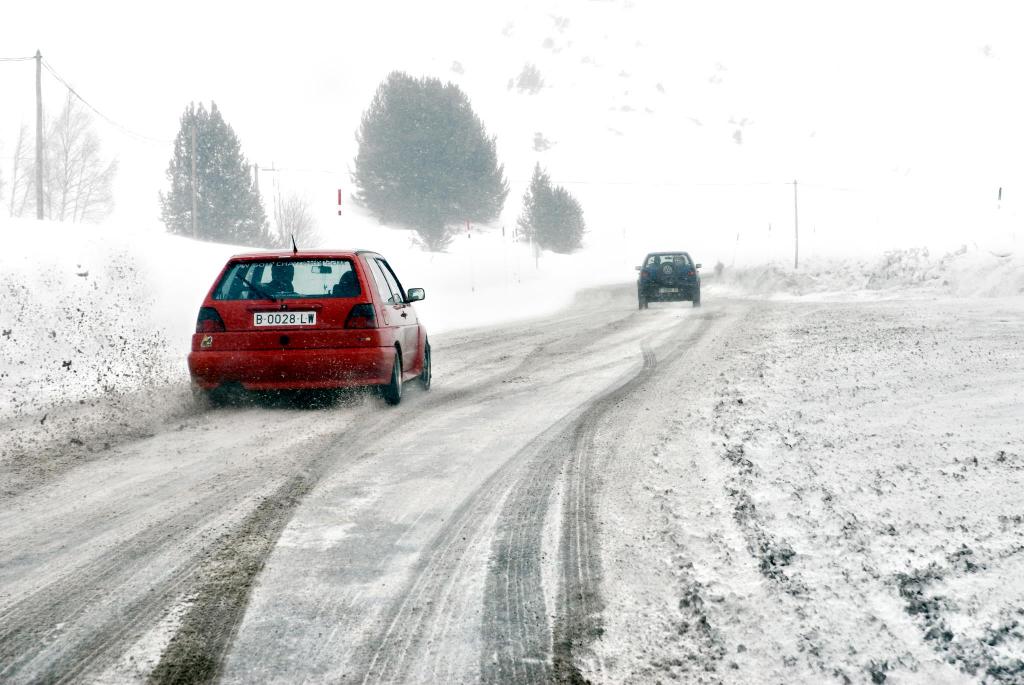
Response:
636,252,701,309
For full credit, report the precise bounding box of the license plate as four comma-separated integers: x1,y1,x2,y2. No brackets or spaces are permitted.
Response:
659,287,679,294
253,311,316,326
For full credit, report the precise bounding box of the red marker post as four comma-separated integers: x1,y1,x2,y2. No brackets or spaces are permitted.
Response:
337,189,343,216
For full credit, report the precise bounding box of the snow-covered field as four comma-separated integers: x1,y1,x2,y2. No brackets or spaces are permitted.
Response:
717,246,1024,301
592,296,1024,683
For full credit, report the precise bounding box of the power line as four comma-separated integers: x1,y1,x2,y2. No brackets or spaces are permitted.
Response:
41,59,171,145
0,56,35,62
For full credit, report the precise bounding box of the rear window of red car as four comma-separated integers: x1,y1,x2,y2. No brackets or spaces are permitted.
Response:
213,259,361,300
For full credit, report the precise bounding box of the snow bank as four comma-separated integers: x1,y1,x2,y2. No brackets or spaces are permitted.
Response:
713,245,1024,300
0,220,239,421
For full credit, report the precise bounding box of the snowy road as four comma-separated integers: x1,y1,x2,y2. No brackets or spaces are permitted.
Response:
1,285,1022,683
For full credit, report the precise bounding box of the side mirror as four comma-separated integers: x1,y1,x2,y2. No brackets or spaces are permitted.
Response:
634,265,641,271
406,287,425,302
695,263,702,269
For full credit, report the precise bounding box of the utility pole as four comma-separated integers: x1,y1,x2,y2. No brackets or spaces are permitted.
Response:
191,124,198,239
35,50,43,220
793,179,799,270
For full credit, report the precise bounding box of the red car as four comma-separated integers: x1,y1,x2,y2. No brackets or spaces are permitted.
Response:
188,250,430,405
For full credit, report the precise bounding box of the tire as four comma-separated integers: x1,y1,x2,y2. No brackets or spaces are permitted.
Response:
692,287,702,308
383,350,403,405
419,340,432,391
638,291,647,310
193,382,233,408
191,383,214,409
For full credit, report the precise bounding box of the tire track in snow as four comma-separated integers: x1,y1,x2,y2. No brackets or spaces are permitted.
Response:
351,403,587,684
0,483,265,682
156,310,650,684
0,313,603,682
482,320,713,684
481,345,659,684
351,334,671,684
553,346,659,682
145,404,408,684
0,402,388,683
0,286,699,683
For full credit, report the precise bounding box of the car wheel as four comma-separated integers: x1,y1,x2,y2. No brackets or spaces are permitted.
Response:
193,382,232,408
638,291,647,310
191,383,214,408
419,340,432,390
383,350,403,405
692,287,702,308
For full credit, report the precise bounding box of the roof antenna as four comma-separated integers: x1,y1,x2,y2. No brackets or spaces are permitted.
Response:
291,234,298,255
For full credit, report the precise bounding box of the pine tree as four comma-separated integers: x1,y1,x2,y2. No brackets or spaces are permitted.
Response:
517,163,585,253
353,72,509,251
159,102,268,245
517,163,551,243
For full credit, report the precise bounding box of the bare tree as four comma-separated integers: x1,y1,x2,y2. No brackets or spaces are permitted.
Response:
273,192,319,247
41,94,118,222
7,125,35,218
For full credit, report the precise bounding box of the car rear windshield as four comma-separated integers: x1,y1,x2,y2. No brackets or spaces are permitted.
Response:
645,254,691,267
212,259,361,300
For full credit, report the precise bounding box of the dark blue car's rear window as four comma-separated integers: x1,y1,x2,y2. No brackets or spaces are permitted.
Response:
645,253,691,267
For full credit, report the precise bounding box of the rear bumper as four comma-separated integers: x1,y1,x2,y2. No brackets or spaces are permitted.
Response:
188,346,395,391
640,285,699,301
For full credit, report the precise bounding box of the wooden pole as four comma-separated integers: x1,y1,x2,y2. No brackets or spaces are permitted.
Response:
191,124,198,239
793,179,799,270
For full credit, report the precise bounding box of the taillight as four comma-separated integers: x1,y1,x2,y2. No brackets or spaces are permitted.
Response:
345,303,377,329
196,307,226,333
688,270,696,277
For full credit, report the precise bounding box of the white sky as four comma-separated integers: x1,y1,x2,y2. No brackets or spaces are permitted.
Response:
1,0,1022,259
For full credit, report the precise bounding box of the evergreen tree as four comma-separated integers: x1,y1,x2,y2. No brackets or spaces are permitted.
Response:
159,102,268,245
517,163,552,243
353,72,509,251
517,163,585,253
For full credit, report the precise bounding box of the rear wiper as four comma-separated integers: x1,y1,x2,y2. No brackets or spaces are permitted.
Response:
239,275,277,301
